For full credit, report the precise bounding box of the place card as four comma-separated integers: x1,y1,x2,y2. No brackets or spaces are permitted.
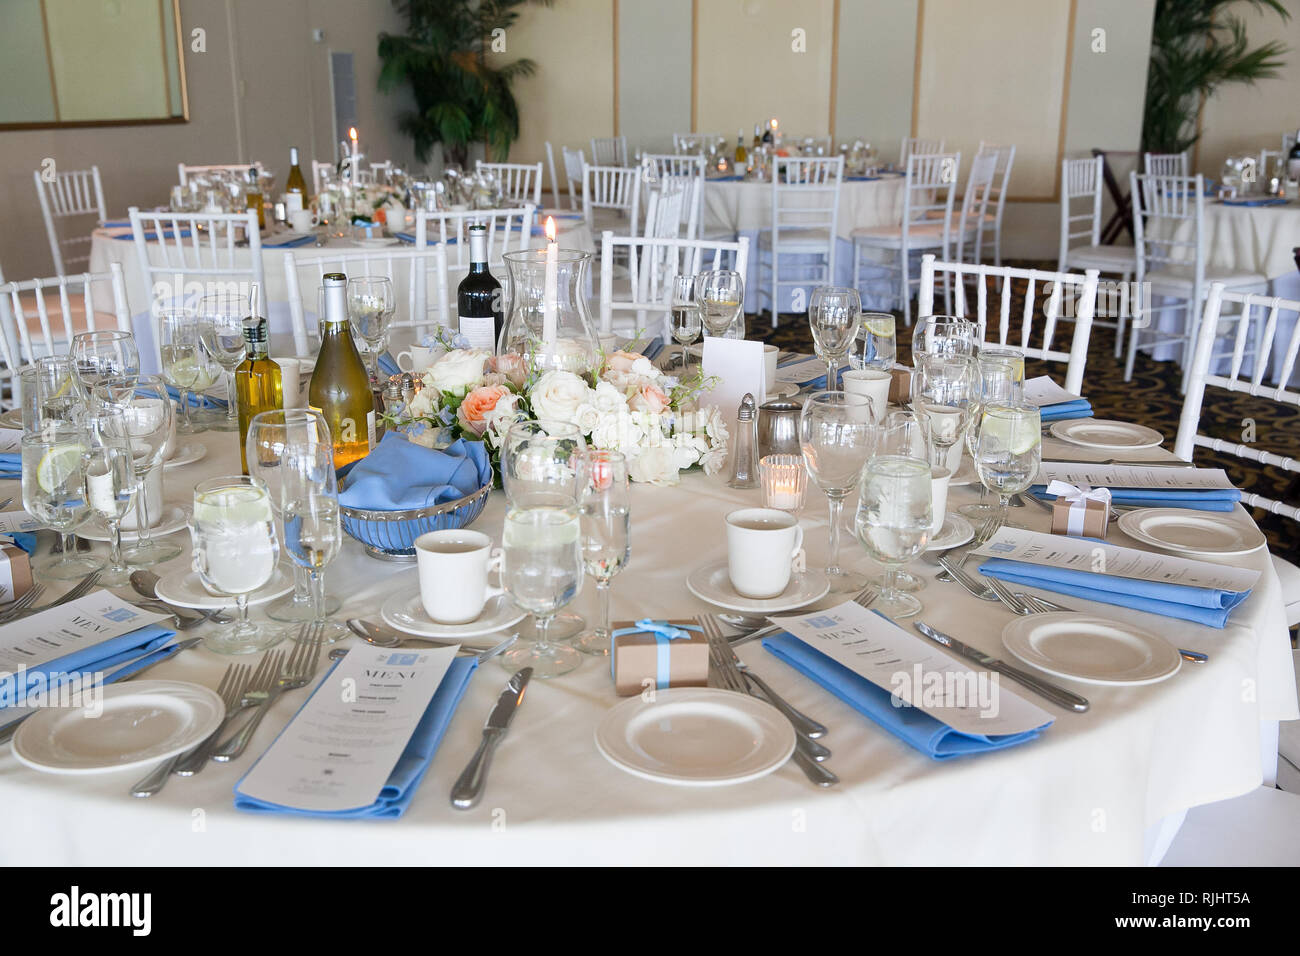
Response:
235,645,456,814
0,592,169,677
0,511,42,535
1038,462,1237,490
770,600,1053,735
701,337,767,424
1022,375,1081,407
971,526,1259,594
773,357,827,385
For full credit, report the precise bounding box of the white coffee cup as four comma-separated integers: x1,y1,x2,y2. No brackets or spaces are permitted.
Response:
725,507,806,599
944,440,963,476
396,345,438,373
275,357,304,408
841,369,892,423
121,454,164,531
929,466,951,536
598,333,620,355
289,209,318,233
763,344,779,393
415,529,504,624
159,399,179,459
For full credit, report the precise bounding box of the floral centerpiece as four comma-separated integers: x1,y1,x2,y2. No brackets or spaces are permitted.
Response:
385,335,729,486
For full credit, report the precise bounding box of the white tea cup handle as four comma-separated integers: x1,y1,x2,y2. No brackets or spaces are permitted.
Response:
790,526,806,574
396,350,415,373
485,548,506,601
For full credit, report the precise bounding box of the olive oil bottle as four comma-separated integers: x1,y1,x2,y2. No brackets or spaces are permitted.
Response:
309,273,375,470
235,312,283,474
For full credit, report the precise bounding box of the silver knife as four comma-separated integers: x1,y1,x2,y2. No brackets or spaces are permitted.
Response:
450,667,532,810
913,621,1090,713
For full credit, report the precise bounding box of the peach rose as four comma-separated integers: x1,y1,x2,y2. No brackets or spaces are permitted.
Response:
457,385,513,436
605,350,646,374
628,381,670,415
488,353,528,389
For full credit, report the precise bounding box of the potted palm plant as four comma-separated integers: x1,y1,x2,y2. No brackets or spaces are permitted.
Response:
378,0,552,168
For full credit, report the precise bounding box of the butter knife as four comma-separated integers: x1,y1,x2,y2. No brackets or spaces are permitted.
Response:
450,667,532,810
913,621,1090,713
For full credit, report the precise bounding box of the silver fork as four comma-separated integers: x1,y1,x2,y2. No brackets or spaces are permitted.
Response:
171,663,252,776
936,515,1000,583
0,583,46,623
17,570,102,620
985,577,1033,615
131,663,247,797
207,650,282,761
212,626,324,761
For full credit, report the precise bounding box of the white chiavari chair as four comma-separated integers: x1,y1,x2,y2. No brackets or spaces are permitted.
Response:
582,162,641,237
33,165,107,276
545,142,562,206
642,178,687,242
127,206,266,372
476,161,543,206
900,137,944,167
0,263,132,409
756,156,843,327
590,136,628,167
642,154,705,239
918,254,1100,395
413,205,535,272
1143,152,1189,177
282,244,452,358
976,142,1016,266
598,232,750,337
1176,282,1300,626
562,147,585,210
178,162,263,186
1127,172,1266,389
353,161,393,186
953,151,999,264
1058,155,1137,358
852,152,959,326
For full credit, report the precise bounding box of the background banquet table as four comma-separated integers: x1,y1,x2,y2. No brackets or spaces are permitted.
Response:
0,421,1292,866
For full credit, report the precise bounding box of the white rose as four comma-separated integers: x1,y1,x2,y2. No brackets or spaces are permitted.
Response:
591,408,643,452
530,370,593,428
629,357,660,380
482,393,524,448
700,443,729,476
628,445,680,485
671,438,701,471
704,405,729,443
406,387,438,420
591,380,629,414
572,403,601,435
427,348,491,396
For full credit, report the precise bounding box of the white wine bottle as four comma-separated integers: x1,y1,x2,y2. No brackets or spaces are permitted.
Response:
309,273,375,470
285,146,309,214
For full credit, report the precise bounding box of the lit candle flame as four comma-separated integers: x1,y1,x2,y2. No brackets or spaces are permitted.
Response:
349,127,358,142
544,216,557,242
770,118,778,129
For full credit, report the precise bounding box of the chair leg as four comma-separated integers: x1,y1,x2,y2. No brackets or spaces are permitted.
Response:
1123,302,1140,382
900,249,911,327
1179,296,1201,395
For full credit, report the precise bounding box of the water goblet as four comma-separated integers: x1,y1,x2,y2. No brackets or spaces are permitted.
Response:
854,455,932,619
196,291,250,432
808,286,861,389
279,439,348,643
912,353,974,471
911,315,977,363
72,329,139,404
81,405,137,586
347,276,396,388
851,312,897,371
670,274,702,373
20,424,104,579
159,308,219,434
974,402,1042,526
110,377,182,566
694,270,744,338
574,450,630,656
961,352,1022,520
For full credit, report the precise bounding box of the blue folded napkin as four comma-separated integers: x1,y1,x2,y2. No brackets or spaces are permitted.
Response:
977,556,1250,628
377,351,401,378
163,385,227,410
1,528,37,554
762,633,1051,758
262,234,317,248
845,175,881,182
112,230,192,241
1029,483,1240,512
1039,399,1094,422
101,219,132,229
709,175,745,182
394,231,459,245
339,433,490,511
233,655,477,819
0,452,18,481
0,622,177,709
1222,197,1288,207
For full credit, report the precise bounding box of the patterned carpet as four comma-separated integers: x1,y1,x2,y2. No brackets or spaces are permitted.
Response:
746,266,1300,566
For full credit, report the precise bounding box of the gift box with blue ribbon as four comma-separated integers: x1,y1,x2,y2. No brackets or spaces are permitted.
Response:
610,618,709,696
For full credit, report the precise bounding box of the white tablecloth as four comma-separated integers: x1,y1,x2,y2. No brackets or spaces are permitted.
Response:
0,424,1293,865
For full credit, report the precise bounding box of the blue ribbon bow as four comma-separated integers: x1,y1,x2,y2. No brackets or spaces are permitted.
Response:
610,619,703,688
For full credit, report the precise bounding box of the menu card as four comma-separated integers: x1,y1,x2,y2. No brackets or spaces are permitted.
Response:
235,645,456,813
971,527,1259,594
0,511,42,535
1037,462,1237,490
770,600,1052,735
1022,375,1081,407
0,592,168,675
774,357,830,384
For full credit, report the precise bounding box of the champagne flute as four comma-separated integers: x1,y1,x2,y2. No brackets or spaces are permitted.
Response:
912,353,974,471
800,390,877,593
109,377,182,566
854,455,932,619
694,270,744,338
974,402,1042,526
159,308,217,434
246,409,342,623
196,291,250,432
670,274,702,372
574,450,630,656
875,409,932,594
21,424,104,579
808,286,862,389
279,439,347,643
71,329,139,404
961,352,1022,520
81,405,137,586
851,312,897,371
191,475,283,654
347,276,396,387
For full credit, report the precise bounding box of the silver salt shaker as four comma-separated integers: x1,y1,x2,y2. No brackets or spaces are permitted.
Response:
727,393,760,489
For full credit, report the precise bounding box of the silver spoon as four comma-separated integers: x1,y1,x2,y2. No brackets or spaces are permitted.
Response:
130,569,232,624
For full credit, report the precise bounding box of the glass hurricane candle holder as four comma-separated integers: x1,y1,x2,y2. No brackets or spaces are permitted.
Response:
759,454,808,513
499,248,600,377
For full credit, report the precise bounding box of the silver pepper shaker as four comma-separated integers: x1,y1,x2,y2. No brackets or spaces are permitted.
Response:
727,393,760,489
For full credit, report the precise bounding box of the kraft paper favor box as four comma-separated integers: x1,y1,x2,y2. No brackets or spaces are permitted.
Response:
1049,483,1111,539
611,619,709,696
888,364,912,404
0,542,33,603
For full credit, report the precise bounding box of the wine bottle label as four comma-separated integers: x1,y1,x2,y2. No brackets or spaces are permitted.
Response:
286,193,304,215
458,314,496,351
367,409,376,448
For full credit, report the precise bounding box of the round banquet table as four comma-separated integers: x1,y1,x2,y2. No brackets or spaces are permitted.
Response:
702,175,907,314
0,417,1294,866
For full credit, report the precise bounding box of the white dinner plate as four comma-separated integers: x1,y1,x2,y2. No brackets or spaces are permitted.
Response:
1049,418,1163,450
1002,612,1181,686
686,560,830,613
12,680,224,775
80,505,189,542
154,566,294,610
1116,508,1266,557
595,688,796,787
163,442,207,469
925,513,975,551
381,582,527,639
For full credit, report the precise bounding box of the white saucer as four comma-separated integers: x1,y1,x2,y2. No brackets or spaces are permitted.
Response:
765,383,799,402
12,680,224,775
163,442,207,469
1116,508,1266,557
80,505,189,542
1002,612,1181,686
686,561,830,613
1050,419,1163,451
595,688,796,787
925,513,975,551
948,460,978,487
381,585,527,639
154,566,294,610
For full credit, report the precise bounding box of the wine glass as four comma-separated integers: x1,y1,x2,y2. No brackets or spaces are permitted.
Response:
246,409,342,623
799,391,877,593
574,450,630,656
976,346,1026,396
32,355,86,427
912,353,974,471
851,312,897,371
874,409,932,594
670,274,702,373
158,308,219,434
808,286,861,389
196,291,249,433
191,475,283,654
71,330,139,404
961,352,1022,520
81,405,137,586
347,276,396,387
974,402,1042,526
108,377,182,566
911,315,977,362
854,455,932,619
20,424,104,579
279,439,348,643
694,270,744,338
